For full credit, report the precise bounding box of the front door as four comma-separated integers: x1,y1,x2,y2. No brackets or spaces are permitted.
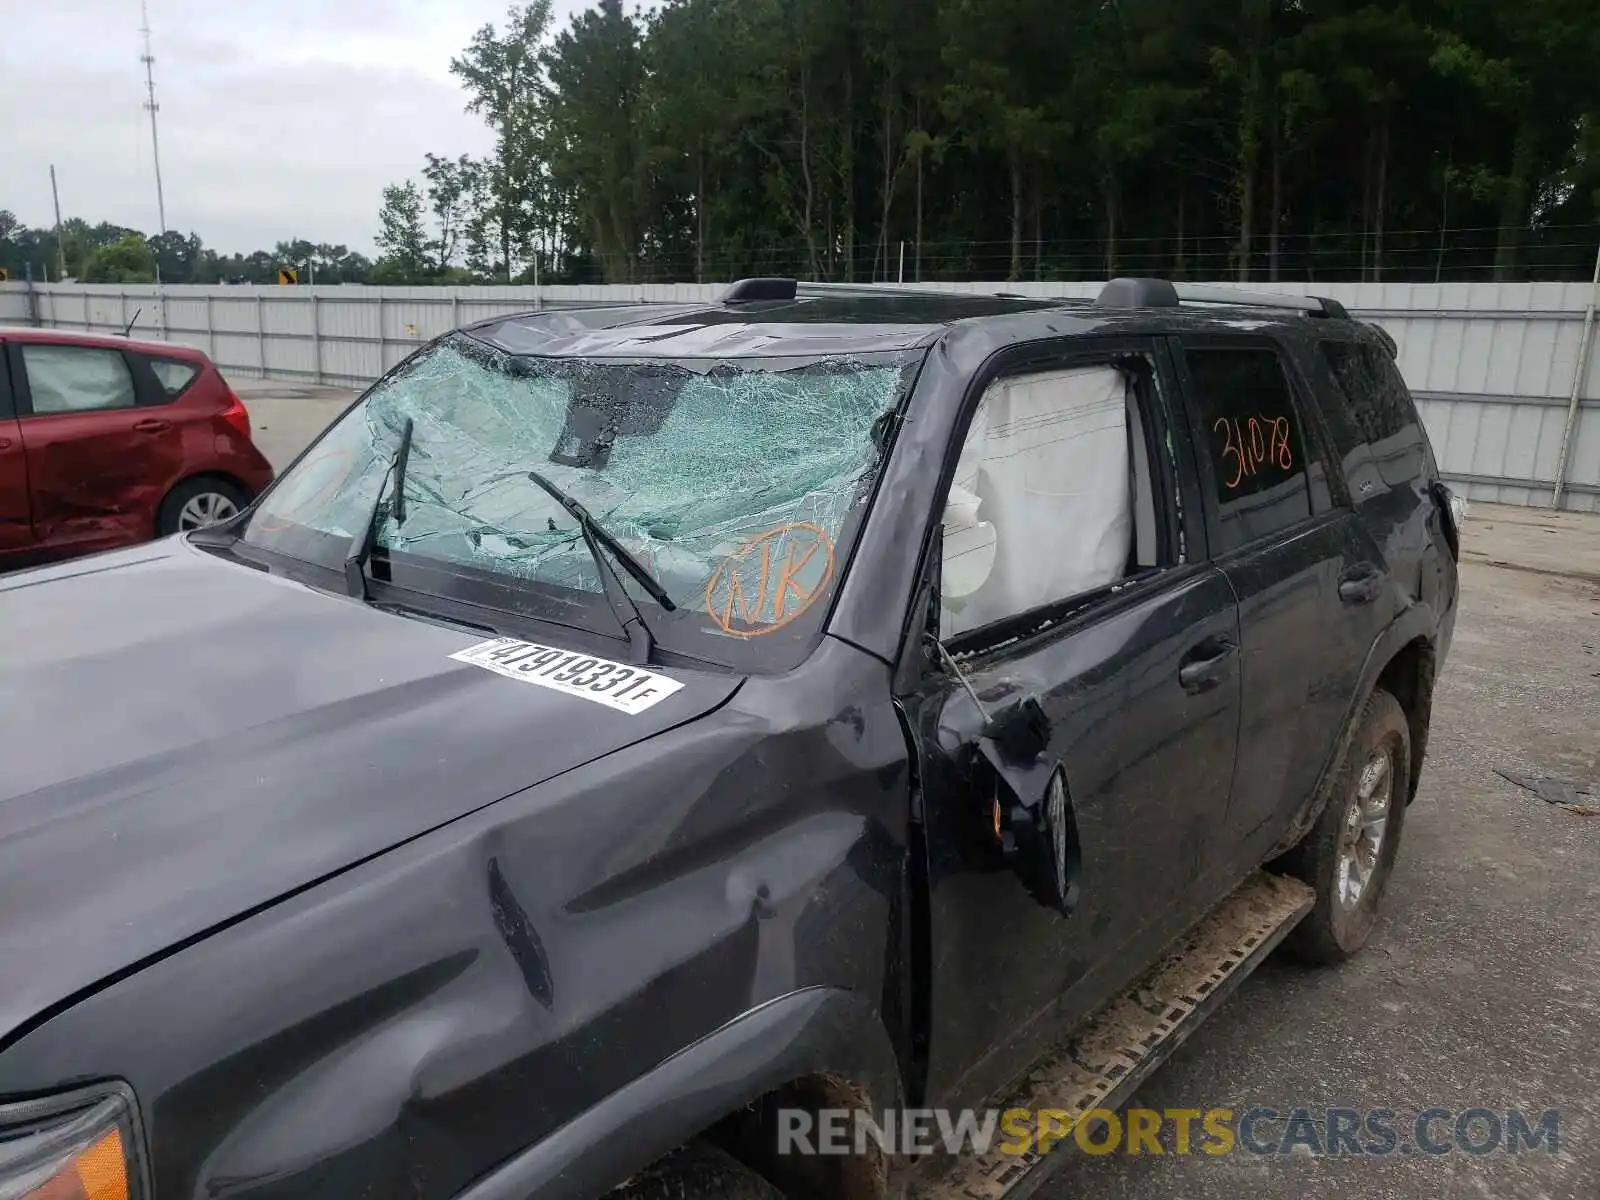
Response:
901,343,1242,1109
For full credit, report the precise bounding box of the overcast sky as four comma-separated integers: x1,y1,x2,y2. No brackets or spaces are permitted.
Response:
3,0,610,256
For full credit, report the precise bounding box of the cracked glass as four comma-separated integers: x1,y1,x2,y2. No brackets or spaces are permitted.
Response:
242,334,914,666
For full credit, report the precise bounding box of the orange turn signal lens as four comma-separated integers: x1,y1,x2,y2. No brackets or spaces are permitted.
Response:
20,1129,128,1200
0,1090,139,1200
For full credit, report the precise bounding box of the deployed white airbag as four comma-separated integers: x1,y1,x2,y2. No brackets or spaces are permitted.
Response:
942,366,1132,637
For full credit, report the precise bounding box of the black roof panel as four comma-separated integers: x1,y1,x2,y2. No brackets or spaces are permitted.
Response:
468,292,1070,359
465,289,1345,361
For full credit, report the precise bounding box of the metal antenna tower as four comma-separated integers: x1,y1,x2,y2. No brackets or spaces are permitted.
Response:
140,0,167,235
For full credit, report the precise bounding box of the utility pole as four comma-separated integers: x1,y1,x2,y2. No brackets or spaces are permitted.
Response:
49,165,67,280
1552,241,1600,511
140,1,167,235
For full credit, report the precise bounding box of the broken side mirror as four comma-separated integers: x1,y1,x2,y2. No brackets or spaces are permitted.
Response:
983,696,1049,762
980,746,1080,917
921,624,1072,915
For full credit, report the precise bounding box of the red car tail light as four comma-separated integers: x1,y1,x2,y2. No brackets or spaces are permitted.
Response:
219,393,252,440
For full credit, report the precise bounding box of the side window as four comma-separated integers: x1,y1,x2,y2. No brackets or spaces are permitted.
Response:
941,361,1171,640
1365,346,1423,433
1183,345,1313,552
20,345,138,415
1321,342,1393,445
146,357,199,398
1321,341,1427,485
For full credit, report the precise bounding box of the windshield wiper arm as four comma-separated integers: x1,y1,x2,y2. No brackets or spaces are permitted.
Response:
527,472,676,611
344,416,415,600
527,470,676,665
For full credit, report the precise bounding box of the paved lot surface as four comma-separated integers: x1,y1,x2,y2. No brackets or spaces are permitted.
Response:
230,379,1600,1197
230,377,357,472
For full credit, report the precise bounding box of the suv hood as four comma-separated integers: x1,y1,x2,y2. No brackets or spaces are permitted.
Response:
0,541,742,1043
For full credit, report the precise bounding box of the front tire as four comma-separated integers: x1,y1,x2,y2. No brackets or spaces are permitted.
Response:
606,1143,785,1200
1280,688,1411,964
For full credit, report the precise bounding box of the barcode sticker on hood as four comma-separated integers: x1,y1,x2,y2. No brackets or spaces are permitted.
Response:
449,638,686,714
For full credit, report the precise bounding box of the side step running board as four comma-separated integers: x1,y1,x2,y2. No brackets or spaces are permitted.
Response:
910,870,1315,1200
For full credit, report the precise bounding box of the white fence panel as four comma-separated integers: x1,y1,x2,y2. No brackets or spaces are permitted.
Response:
2,278,1596,511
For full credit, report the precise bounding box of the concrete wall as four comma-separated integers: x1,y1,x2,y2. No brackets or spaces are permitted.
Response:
3,279,1596,512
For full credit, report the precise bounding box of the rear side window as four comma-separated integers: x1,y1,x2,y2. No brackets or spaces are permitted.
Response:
1320,342,1412,444
147,357,199,397
19,345,138,415
1320,341,1429,487
1183,346,1313,552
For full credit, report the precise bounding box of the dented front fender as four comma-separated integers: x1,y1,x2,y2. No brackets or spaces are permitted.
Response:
0,639,913,1199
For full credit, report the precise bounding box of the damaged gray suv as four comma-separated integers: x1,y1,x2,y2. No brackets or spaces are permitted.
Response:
0,277,1457,1200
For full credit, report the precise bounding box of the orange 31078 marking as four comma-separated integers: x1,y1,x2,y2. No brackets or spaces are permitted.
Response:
704,523,836,638
1214,415,1294,490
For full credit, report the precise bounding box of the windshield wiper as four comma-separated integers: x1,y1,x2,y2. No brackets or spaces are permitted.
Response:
344,416,415,600
527,470,676,664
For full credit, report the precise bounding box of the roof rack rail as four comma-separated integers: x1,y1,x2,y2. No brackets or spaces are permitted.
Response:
794,281,958,299
1097,277,1349,320
723,278,976,302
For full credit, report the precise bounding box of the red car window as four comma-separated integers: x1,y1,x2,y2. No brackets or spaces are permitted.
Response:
147,358,200,398
21,345,138,415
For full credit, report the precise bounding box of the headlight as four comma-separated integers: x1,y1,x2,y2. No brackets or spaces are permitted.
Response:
0,1085,145,1200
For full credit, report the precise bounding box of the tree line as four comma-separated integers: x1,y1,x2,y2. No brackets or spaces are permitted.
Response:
7,0,1596,289
0,213,374,286
374,0,1600,285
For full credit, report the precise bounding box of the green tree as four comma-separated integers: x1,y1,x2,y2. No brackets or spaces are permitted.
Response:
451,2,554,281
374,182,430,282
939,0,1071,280
645,0,743,282
82,234,157,283
422,153,478,273
544,0,650,282
1432,0,1600,277
147,230,207,283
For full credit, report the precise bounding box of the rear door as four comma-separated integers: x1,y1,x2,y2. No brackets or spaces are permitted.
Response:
0,343,33,555
1169,336,1383,869
901,340,1241,1109
8,340,187,552
1307,337,1448,609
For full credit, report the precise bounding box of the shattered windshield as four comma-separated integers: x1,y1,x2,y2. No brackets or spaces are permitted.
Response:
242,334,914,668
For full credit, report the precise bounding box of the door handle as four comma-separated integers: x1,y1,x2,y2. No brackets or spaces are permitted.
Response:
132,418,171,433
0,437,11,450
1179,639,1236,694
1339,566,1384,605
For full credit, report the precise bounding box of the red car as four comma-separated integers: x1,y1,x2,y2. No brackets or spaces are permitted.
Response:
0,326,274,568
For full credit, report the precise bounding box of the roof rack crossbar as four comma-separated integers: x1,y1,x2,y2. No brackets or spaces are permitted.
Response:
794,281,957,299
1173,282,1326,314
1097,277,1348,319
725,278,1009,303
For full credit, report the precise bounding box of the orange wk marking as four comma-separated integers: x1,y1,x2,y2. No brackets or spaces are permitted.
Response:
705,523,836,637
